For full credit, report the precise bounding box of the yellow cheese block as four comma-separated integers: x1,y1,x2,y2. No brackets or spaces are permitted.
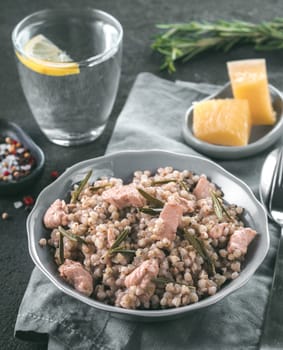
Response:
227,59,275,125
193,99,251,146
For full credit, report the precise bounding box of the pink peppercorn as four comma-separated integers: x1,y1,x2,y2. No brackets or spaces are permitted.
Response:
51,170,59,180
23,195,34,206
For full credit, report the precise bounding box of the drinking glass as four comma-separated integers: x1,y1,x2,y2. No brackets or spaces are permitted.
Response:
12,8,123,146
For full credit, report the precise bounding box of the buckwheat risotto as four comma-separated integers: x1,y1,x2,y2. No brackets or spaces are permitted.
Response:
41,167,256,310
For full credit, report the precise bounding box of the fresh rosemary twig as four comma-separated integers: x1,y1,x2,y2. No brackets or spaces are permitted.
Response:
210,191,232,221
139,180,190,215
179,180,190,192
151,179,190,192
109,247,136,254
58,226,87,245
139,207,163,216
151,18,283,72
59,231,64,264
107,228,135,256
89,183,113,192
71,170,92,203
182,228,215,276
152,276,174,284
137,188,164,207
151,179,176,185
110,228,130,251
152,277,196,291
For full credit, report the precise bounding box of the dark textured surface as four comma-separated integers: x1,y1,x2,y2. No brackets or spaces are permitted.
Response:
1,0,283,349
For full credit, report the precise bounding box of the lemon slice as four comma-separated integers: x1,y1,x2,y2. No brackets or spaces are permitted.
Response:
16,34,80,76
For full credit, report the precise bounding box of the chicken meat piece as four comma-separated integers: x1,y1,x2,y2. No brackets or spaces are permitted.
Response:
125,259,159,289
227,227,257,255
43,199,68,229
102,184,145,209
58,259,93,296
193,176,216,200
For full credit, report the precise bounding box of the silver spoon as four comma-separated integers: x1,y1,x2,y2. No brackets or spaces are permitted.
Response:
259,147,283,349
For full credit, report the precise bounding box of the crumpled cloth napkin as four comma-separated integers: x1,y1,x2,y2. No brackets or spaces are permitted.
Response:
15,73,279,349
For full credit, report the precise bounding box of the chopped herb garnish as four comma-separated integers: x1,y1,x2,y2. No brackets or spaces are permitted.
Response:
152,277,196,290
58,226,87,245
71,170,92,203
139,207,163,216
179,180,190,192
108,228,135,256
152,276,174,284
183,229,206,259
211,191,232,221
110,228,130,250
138,188,164,207
109,247,136,254
151,179,190,192
151,179,176,185
182,228,215,276
59,231,64,264
89,183,113,192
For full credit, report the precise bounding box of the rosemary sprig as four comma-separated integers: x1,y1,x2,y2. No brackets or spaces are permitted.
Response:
139,180,190,215
182,228,215,275
210,191,232,221
151,179,176,185
59,231,64,264
152,276,174,284
107,228,136,256
110,228,130,251
58,226,88,245
151,179,190,192
71,170,92,203
89,183,113,192
151,18,283,72
109,247,136,254
179,180,190,192
139,207,163,216
152,277,196,291
137,188,164,207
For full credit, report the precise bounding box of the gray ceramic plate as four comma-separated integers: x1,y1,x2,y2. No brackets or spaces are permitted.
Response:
27,150,269,321
182,83,283,159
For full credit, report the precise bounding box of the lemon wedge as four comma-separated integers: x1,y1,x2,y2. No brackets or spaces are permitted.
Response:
16,34,80,76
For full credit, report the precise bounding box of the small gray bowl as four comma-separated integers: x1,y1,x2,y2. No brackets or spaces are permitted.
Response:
27,150,269,321
0,119,45,195
182,83,283,159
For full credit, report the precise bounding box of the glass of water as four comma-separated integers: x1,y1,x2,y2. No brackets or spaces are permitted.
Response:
12,8,123,146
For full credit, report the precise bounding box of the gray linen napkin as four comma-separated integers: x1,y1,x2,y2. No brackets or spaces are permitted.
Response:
15,72,280,349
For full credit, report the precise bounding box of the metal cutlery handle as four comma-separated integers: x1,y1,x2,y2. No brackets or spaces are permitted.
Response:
260,227,283,349
260,148,283,349
269,149,283,223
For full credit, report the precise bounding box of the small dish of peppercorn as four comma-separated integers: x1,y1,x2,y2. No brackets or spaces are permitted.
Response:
0,119,45,195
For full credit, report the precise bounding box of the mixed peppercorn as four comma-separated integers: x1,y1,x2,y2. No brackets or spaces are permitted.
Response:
0,136,36,182
0,134,60,220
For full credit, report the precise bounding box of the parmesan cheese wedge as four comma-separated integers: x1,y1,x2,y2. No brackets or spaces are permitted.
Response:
227,59,275,125
193,99,251,147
